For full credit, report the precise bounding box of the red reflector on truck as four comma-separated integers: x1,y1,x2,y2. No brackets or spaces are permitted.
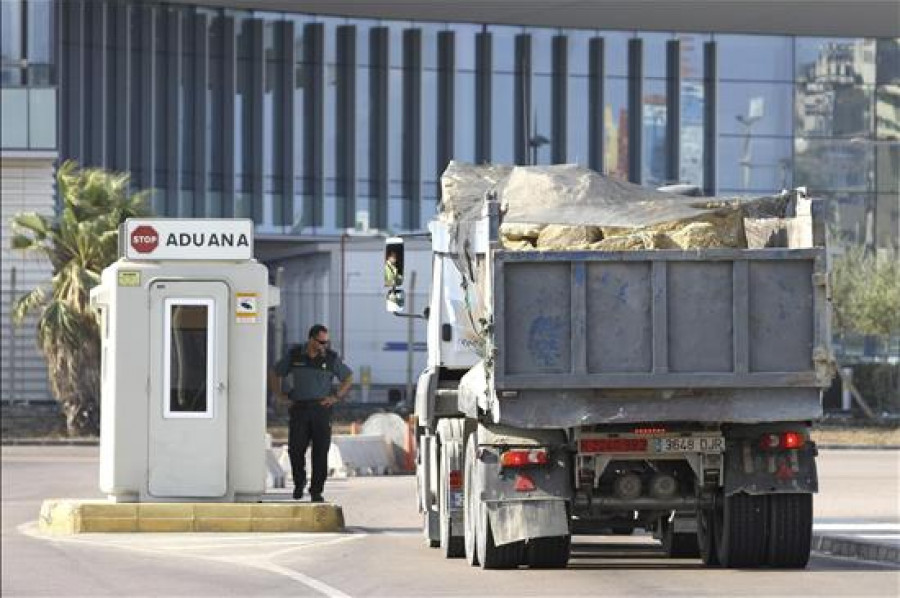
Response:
514,474,536,492
759,431,805,450
500,449,549,467
448,470,462,490
580,438,648,453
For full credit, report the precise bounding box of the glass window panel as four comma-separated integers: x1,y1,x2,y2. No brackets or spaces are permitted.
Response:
0,88,27,147
389,22,411,68
209,52,223,179
349,19,371,67
643,79,668,186
491,72,515,163
796,38,875,86
680,80,704,186
794,137,874,192
676,33,710,81
324,42,337,187
388,68,402,181
642,32,669,79
235,17,251,193
876,142,899,193
796,83,874,138
823,192,874,247
388,187,403,231
877,39,900,85
321,16,342,66
166,302,211,416
491,25,519,72
604,78,628,179
26,0,52,65
531,73,552,164
28,87,55,149
567,30,593,77
420,23,442,71
719,81,793,137
717,34,793,82
356,65,370,184
292,20,305,204
601,31,631,78
718,136,793,193
455,71,476,162
181,12,195,205
455,24,479,72
529,28,554,75
567,76,589,166
876,85,900,140
875,193,899,250
265,22,284,196
1,0,23,86
207,190,222,218
423,69,437,179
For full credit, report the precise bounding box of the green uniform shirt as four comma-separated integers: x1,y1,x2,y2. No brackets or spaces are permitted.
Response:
274,343,353,402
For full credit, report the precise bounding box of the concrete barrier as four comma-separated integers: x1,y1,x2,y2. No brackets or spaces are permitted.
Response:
361,413,412,473
328,434,396,477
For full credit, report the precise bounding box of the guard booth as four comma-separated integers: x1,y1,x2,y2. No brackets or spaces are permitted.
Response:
90,219,279,502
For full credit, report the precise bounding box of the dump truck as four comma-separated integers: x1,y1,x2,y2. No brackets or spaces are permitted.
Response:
384,163,832,569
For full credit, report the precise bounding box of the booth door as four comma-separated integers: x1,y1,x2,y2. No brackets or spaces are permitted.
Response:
148,281,229,498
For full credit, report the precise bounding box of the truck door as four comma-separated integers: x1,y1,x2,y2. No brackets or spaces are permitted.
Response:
148,281,229,497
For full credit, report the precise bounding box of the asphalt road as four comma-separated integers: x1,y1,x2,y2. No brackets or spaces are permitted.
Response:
2,447,898,597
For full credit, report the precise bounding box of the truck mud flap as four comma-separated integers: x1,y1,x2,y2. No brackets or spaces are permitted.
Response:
724,442,818,496
486,499,569,547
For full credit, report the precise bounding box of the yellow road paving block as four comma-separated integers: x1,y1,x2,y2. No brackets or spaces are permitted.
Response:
38,499,344,534
137,518,195,532
194,517,253,532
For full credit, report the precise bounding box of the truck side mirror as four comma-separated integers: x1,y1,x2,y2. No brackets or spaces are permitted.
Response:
384,237,405,288
386,288,406,313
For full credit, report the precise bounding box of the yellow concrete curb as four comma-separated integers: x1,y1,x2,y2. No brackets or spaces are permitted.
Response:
39,499,345,535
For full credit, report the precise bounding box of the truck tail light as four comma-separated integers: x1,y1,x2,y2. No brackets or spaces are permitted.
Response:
781,431,805,449
759,431,806,450
448,469,462,490
500,448,549,468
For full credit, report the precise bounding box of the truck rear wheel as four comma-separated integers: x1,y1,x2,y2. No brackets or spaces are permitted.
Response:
440,440,465,558
526,536,571,568
463,434,479,566
697,507,719,566
661,517,700,558
767,493,812,568
477,507,525,569
715,492,768,568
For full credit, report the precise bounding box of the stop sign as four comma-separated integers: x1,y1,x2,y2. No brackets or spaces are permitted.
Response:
130,225,159,254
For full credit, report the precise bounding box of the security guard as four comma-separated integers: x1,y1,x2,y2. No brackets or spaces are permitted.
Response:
269,324,353,502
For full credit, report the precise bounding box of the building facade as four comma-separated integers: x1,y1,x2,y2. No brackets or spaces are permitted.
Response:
1,0,56,402
1,0,898,401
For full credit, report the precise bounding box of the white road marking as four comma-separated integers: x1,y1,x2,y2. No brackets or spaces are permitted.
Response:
814,523,900,531
19,521,364,597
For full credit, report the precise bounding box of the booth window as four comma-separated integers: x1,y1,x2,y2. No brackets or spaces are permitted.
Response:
164,299,215,418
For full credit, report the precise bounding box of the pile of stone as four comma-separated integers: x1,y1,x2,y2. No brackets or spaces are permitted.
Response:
439,162,817,253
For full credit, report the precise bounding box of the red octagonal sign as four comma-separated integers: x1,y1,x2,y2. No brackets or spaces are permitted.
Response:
131,225,159,254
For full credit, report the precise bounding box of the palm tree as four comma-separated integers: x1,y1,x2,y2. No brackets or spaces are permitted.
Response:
10,161,151,436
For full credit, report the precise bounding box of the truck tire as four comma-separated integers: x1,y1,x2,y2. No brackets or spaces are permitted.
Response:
661,518,700,558
526,536,571,568
697,507,719,567
440,440,465,558
715,492,768,568
463,434,479,567
477,505,525,569
767,493,812,569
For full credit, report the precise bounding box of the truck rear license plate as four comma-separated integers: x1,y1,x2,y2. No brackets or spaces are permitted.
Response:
653,436,724,453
